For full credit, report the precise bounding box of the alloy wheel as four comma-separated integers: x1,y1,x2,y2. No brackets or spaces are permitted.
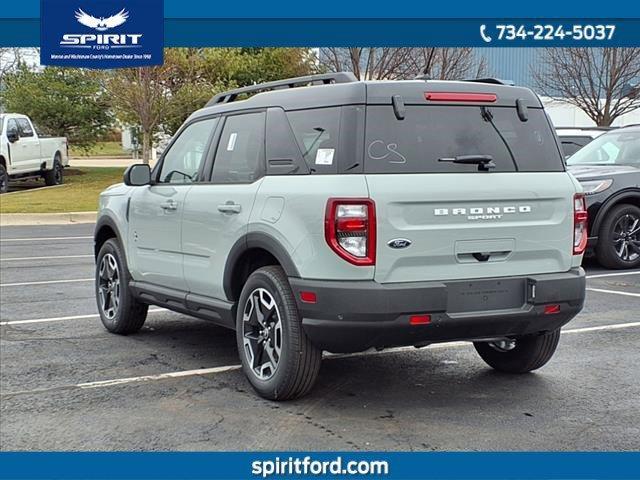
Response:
613,213,640,262
242,288,283,380
98,253,120,320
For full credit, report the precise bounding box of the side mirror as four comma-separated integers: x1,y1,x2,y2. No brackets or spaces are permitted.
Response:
7,130,19,143
124,164,151,186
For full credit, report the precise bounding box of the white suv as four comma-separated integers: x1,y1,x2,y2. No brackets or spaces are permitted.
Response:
95,73,587,400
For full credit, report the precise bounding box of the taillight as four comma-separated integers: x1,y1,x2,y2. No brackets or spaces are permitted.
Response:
325,198,376,266
573,193,588,255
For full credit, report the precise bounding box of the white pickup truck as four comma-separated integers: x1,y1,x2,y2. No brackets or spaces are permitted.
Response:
0,113,69,193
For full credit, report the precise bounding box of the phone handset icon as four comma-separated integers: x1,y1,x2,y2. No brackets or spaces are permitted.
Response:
480,24,493,43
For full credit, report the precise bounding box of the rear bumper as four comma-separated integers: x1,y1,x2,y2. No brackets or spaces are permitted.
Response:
290,268,586,353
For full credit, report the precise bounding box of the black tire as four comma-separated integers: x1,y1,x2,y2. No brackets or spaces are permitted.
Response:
95,238,148,334
0,164,8,194
474,329,561,373
596,203,640,269
44,155,63,186
236,266,322,400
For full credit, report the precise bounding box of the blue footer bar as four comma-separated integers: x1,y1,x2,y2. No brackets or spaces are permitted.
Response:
0,452,639,480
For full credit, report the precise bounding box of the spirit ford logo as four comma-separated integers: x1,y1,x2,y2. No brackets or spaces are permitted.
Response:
41,0,162,68
61,34,142,46
59,9,142,48
435,206,532,221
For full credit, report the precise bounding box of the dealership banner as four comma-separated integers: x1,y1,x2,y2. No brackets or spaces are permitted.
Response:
0,452,639,479
1,0,640,47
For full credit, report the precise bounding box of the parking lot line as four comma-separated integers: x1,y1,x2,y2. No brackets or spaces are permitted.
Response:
0,236,93,242
2,320,639,398
563,322,640,334
586,270,640,279
0,278,93,287
0,254,94,262
0,308,166,326
77,365,243,389
587,287,640,298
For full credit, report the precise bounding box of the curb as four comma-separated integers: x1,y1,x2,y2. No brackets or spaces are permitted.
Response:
0,211,97,226
3,184,67,196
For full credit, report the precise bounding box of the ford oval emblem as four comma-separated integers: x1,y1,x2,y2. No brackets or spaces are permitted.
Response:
387,238,412,249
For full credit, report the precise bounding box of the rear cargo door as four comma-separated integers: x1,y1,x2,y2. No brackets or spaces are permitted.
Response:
364,102,577,284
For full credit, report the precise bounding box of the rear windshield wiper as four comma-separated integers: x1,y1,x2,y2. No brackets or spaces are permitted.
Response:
438,155,496,172
481,106,519,172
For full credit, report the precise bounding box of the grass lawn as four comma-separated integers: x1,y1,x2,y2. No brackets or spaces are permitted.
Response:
0,168,125,214
69,141,128,158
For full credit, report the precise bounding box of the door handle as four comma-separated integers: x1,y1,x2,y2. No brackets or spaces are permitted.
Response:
217,202,242,214
161,200,178,211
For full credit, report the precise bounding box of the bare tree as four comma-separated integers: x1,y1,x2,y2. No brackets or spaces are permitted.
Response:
406,48,487,80
319,48,486,80
0,48,38,78
534,48,640,126
106,65,175,163
319,48,414,80
0,48,21,79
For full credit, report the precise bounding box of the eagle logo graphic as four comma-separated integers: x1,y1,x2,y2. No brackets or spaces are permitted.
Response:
74,8,129,31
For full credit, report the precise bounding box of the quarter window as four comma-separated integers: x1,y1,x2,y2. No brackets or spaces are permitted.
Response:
212,112,265,184
287,108,341,173
158,118,218,184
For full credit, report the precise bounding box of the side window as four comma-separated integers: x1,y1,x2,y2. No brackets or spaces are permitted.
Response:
600,141,620,163
212,112,265,184
158,117,218,184
287,107,341,174
16,119,34,138
7,119,19,136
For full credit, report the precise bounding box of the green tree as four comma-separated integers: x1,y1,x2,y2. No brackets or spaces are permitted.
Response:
1,66,111,149
106,48,318,161
106,63,175,164
161,48,317,135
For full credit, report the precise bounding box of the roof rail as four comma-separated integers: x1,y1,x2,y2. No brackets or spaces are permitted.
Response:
556,126,615,131
463,78,515,86
206,72,358,106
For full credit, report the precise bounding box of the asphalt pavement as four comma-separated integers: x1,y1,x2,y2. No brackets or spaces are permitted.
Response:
1,224,639,451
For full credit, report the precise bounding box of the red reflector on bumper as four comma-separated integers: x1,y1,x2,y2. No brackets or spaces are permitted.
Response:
300,291,317,304
410,314,431,325
544,304,561,315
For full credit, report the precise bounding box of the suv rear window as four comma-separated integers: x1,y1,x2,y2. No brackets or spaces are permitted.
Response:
364,105,563,173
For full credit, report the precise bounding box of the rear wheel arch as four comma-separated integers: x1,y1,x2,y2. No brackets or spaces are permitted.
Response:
224,233,300,302
592,189,640,235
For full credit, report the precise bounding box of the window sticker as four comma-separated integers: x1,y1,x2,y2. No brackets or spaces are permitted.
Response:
227,133,238,151
315,148,334,165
